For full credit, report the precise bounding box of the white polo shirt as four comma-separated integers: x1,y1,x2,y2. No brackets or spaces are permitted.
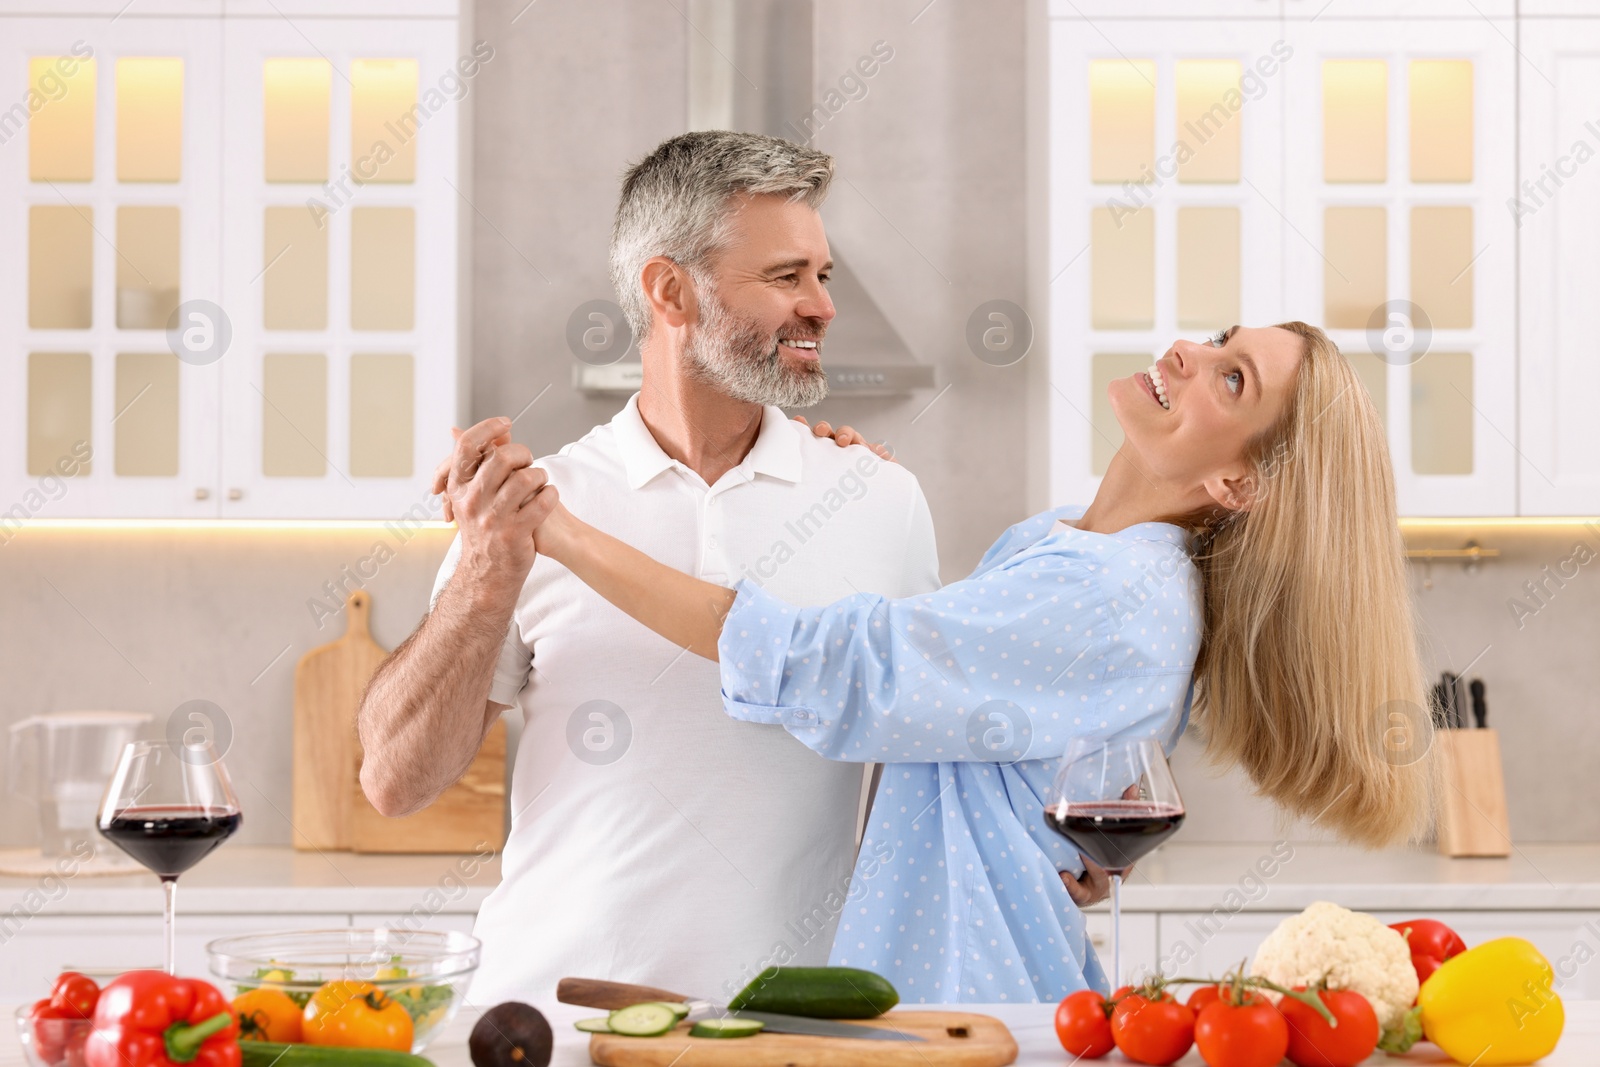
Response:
429,395,940,1005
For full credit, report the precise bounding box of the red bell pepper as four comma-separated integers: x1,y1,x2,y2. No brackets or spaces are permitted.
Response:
1389,918,1468,991
85,971,240,1067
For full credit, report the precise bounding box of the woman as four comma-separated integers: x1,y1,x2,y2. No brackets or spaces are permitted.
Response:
524,322,1434,1002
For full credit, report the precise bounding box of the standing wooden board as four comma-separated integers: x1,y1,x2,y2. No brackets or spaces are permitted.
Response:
588,1011,1017,1067
348,716,507,853
291,590,386,850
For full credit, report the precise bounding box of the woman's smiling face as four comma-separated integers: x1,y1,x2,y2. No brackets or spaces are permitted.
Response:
1108,325,1305,510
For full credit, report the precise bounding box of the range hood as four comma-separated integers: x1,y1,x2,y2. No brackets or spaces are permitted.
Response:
575,0,934,397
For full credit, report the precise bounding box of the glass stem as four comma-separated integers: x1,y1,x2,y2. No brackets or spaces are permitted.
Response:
161,876,177,975
1110,871,1123,990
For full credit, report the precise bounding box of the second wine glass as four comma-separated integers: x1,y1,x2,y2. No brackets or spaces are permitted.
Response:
1048,737,1185,991
97,740,242,975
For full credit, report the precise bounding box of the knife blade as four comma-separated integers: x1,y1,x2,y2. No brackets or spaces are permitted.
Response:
555,977,927,1042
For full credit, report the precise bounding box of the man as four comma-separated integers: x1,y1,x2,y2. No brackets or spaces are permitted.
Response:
357,131,1107,1005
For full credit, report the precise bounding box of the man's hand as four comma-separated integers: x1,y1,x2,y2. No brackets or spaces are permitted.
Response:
1061,853,1119,908
793,415,898,464
436,416,559,588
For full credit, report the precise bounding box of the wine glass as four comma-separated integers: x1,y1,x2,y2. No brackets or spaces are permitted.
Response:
1048,737,1185,991
97,740,241,974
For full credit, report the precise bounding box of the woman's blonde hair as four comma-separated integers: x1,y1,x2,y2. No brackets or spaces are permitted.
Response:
1186,321,1437,848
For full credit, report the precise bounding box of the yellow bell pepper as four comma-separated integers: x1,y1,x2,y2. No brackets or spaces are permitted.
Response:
1418,937,1564,1065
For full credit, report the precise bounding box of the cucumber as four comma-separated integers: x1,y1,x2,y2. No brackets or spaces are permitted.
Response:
240,1042,433,1067
658,1001,690,1022
574,1017,613,1033
690,1018,764,1039
607,1002,680,1037
727,966,899,1019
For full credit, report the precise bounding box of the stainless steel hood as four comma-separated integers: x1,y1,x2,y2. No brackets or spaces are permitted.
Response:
575,0,934,397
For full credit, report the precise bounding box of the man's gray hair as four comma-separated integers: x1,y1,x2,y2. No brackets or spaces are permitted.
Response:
609,130,834,341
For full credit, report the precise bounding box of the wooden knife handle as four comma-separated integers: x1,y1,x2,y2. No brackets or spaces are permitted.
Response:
557,977,692,1010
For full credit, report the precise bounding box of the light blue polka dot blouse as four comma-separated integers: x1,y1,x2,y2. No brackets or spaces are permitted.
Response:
718,505,1202,1003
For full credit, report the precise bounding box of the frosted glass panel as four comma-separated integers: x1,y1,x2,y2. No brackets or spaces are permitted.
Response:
1177,206,1240,329
351,59,418,184
1091,207,1155,330
350,207,415,330
1411,206,1473,330
116,58,183,182
28,353,92,477
1347,350,1388,435
114,352,179,476
1323,60,1388,183
29,206,94,329
262,353,327,477
263,207,328,330
29,56,95,181
1090,60,1156,184
1412,352,1473,475
1410,60,1473,183
1323,206,1386,330
350,354,414,477
116,206,181,330
263,58,331,183
1091,353,1153,475
1176,60,1242,183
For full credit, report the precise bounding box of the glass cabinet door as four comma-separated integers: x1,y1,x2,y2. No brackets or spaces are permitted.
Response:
1282,18,1516,516
0,18,223,518
1046,18,1287,508
218,18,460,519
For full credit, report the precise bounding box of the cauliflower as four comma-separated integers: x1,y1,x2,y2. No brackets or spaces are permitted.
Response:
1249,901,1419,1033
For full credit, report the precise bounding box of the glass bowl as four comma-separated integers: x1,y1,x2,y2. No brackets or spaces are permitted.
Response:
207,928,480,1052
14,1006,93,1067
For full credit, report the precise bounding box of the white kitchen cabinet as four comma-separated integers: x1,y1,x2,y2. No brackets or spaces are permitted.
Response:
1046,18,1288,508
0,4,463,519
1042,7,1523,517
0,912,349,1001
1082,910,1160,989
1282,18,1517,516
1155,910,1290,982
1517,20,1600,515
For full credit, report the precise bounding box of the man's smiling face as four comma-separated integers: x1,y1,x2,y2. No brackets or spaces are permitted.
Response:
683,192,837,407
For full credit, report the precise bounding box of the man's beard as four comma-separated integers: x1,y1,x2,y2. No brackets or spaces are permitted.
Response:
683,287,830,408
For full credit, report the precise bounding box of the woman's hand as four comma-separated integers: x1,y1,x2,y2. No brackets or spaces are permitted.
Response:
793,415,897,464
1061,854,1119,908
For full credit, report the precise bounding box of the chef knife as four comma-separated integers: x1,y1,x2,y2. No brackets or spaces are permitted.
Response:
556,977,927,1042
1470,678,1488,728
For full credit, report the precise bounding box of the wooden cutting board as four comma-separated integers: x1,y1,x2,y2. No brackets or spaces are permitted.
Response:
588,1011,1017,1067
292,589,507,853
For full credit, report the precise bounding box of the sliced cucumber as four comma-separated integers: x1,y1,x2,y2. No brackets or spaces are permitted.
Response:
657,1001,690,1023
573,1017,613,1033
607,1002,680,1037
727,965,899,1019
689,1017,765,1039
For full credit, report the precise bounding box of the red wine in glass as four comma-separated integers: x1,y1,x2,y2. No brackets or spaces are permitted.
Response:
1050,738,1184,989
98,740,241,974
1049,801,1186,875
99,806,241,879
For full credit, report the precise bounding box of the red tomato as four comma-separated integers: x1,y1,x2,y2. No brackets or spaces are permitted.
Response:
1055,989,1115,1058
48,973,99,1020
1187,984,1224,1013
1111,991,1196,1066
1280,987,1380,1067
1194,995,1288,1067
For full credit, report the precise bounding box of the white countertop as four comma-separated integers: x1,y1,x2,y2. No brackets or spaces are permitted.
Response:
7,842,1600,915
5,1000,1593,1067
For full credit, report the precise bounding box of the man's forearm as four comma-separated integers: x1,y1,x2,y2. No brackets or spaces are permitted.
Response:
357,574,519,816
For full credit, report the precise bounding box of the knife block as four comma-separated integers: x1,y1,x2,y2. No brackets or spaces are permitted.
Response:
1435,728,1512,857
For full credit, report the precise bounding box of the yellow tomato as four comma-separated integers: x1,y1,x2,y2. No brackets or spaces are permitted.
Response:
303,980,414,1052
233,987,304,1043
